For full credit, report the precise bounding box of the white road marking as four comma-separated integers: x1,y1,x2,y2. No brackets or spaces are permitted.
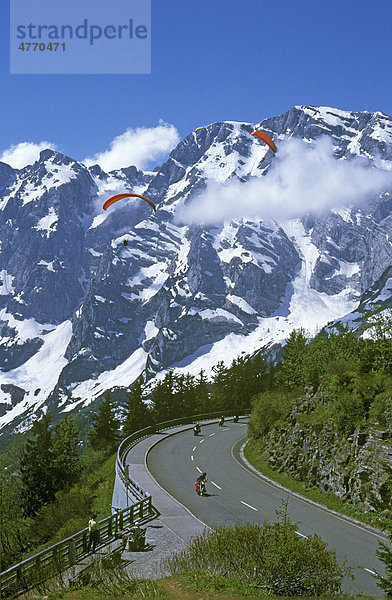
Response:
211,481,221,489
191,455,194,461
239,424,247,427
199,439,204,443
364,568,376,575
193,447,196,451
241,500,258,511
196,466,202,473
296,531,307,538
209,433,216,437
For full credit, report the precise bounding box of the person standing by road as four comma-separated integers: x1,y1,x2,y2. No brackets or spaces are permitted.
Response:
88,514,99,552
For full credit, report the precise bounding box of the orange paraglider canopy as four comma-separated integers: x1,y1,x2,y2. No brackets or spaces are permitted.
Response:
103,193,156,212
251,130,277,153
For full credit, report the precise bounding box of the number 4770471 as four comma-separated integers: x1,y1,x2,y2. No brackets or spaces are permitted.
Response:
18,42,66,51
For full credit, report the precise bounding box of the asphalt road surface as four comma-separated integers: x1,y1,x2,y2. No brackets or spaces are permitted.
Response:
147,420,387,597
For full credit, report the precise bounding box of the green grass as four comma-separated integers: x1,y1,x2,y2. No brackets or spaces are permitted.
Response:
244,439,392,532
31,579,165,600
91,452,117,519
177,571,270,597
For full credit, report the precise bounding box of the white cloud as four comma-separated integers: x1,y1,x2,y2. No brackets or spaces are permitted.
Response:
1,141,57,169
84,121,180,172
175,137,392,225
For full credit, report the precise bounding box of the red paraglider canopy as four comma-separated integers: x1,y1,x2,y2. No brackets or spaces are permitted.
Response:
103,193,156,212
251,130,277,153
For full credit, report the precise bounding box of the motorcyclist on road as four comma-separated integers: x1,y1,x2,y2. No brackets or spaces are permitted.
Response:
195,472,207,495
219,415,224,427
193,422,201,436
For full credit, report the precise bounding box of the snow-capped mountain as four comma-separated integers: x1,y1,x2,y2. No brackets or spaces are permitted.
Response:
1,105,392,438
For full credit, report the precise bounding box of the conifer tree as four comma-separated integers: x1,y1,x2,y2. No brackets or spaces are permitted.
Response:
20,413,56,517
151,371,176,421
0,446,26,569
227,354,264,411
88,392,119,454
211,361,229,411
282,329,308,391
251,353,268,394
183,373,197,415
194,369,210,413
172,373,196,416
366,307,392,374
172,373,187,416
225,357,243,411
52,415,81,490
123,379,150,437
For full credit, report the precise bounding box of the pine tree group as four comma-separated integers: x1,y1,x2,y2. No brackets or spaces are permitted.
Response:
20,413,81,517
88,392,119,453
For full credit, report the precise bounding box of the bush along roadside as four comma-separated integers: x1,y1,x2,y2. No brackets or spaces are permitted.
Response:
162,500,353,597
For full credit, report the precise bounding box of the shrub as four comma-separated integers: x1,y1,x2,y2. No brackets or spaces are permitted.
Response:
369,390,392,429
332,390,364,435
28,488,94,545
164,501,352,596
249,391,293,438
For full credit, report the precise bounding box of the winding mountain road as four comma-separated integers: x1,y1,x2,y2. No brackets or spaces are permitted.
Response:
146,420,387,597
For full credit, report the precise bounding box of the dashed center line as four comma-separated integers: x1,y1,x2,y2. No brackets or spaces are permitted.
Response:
211,481,221,489
295,531,307,538
241,500,258,511
199,439,204,444
196,466,202,473
192,446,196,451
364,568,376,575
191,455,194,461
209,433,216,437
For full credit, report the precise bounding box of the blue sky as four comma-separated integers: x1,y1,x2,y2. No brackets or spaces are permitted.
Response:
1,0,392,169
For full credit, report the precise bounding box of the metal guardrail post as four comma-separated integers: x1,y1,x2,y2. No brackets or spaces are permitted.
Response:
108,517,112,538
16,565,24,592
82,531,88,553
68,539,76,565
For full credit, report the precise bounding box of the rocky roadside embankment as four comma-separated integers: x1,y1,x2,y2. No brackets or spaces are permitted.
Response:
257,391,392,517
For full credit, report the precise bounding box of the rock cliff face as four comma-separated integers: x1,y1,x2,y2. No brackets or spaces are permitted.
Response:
259,392,392,514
